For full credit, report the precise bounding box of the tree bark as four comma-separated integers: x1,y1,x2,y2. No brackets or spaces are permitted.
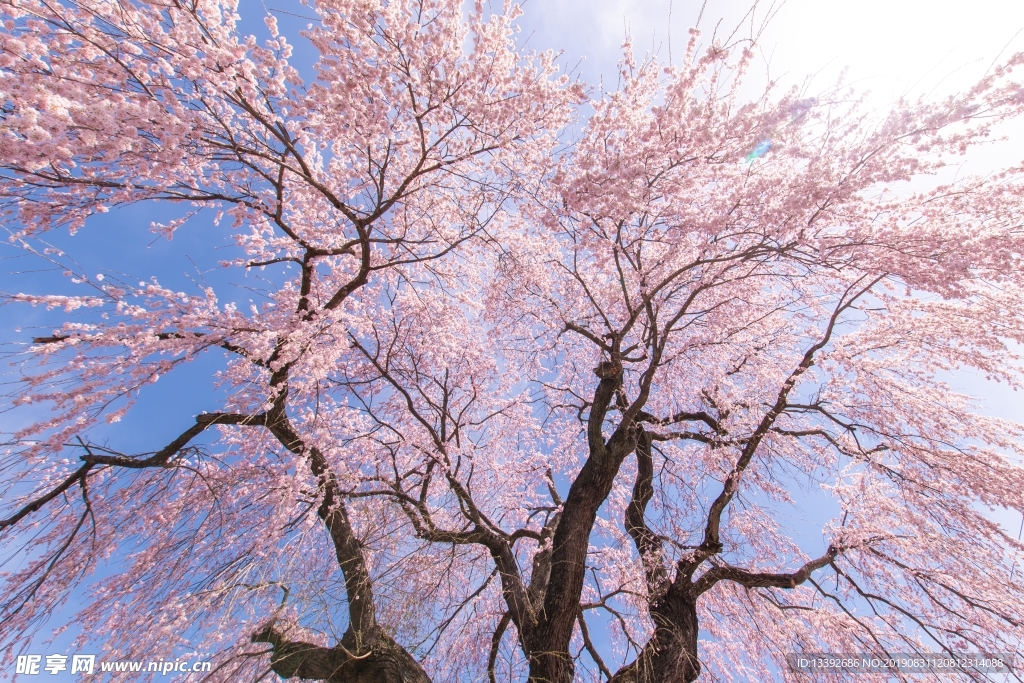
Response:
253,408,433,682
527,366,632,683
607,584,701,683
253,624,431,683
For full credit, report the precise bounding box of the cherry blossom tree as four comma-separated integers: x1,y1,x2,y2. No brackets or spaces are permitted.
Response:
3,1,1024,682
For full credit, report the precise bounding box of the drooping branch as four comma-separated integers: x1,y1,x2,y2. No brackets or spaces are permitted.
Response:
32,331,267,367
696,276,884,562
0,412,264,533
348,335,538,640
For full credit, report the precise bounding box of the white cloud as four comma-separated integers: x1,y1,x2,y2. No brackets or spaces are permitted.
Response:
519,0,1024,91
517,0,1024,170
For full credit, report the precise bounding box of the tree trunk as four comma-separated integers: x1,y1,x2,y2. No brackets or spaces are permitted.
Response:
527,651,575,683
608,588,701,683
253,625,432,683
526,369,633,683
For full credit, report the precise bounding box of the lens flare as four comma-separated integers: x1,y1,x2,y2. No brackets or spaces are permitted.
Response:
745,139,771,162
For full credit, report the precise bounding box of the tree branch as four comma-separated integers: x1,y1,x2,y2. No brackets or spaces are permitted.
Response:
625,428,670,602
0,413,260,532
693,546,839,595
697,276,883,558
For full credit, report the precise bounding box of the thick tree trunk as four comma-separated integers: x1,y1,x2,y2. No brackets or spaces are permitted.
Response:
525,450,620,683
608,588,701,683
526,368,632,683
527,651,575,683
253,625,431,683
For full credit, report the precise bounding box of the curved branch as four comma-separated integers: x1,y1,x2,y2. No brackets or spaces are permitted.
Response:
693,546,838,595
0,413,262,532
487,612,512,683
698,275,884,557
625,428,670,602
578,609,612,681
